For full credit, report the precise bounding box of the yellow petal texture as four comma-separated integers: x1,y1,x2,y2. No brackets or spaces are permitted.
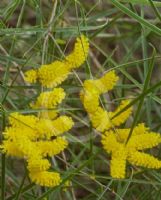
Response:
83,70,119,95
110,100,132,127
24,69,38,83
3,127,37,140
65,34,89,69
37,137,68,157
31,88,65,109
80,70,132,132
29,171,61,187
127,132,161,150
101,130,122,153
9,112,38,129
101,124,161,178
52,116,74,135
17,137,41,158
128,151,161,169
111,147,127,179
37,116,74,138
25,35,89,88
37,61,70,88
89,100,132,132
2,140,24,158
39,110,58,120
90,108,112,132
132,123,149,135
81,71,118,114
2,111,74,187
80,91,99,113
27,159,51,172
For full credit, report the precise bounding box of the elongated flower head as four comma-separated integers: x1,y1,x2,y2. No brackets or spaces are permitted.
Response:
101,124,161,178
25,35,89,88
81,70,132,132
37,137,68,157
37,61,70,88
65,34,89,69
29,171,61,187
27,159,51,172
24,69,38,83
31,88,65,109
83,70,119,95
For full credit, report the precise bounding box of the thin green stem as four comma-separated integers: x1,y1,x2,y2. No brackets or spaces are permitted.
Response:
125,48,156,144
14,173,27,200
111,0,161,36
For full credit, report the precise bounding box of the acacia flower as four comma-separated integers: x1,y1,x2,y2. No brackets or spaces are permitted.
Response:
2,111,74,187
29,171,61,187
81,71,161,178
101,123,161,178
31,88,66,119
25,35,89,88
80,70,132,132
2,34,90,188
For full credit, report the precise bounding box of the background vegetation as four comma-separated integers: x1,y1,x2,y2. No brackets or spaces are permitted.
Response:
1,0,161,199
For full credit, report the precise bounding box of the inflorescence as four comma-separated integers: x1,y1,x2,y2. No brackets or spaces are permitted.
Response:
2,34,161,185
2,35,89,187
81,70,161,178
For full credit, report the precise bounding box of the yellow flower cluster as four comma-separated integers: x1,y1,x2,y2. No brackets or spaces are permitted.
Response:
81,71,161,178
31,87,65,119
25,35,89,88
102,124,161,178
2,35,89,187
81,70,132,132
2,112,73,187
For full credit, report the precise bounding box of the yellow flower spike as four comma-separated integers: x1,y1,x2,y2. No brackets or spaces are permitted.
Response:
37,137,68,157
96,70,119,93
88,100,132,132
127,132,161,150
30,88,65,120
6,123,36,141
31,88,65,109
66,34,89,69
2,140,24,158
132,123,149,135
110,100,132,127
27,158,51,172
83,70,119,95
25,35,89,88
17,137,41,158
37,116,74,139
39,110,58,120
82,71,118,106
5,112,74,140
81,70,132,132
24,69,38,83
111,147,127,179
101,125,161,179
101,130,122,153
90,107,112,132
37,61,70,88
29,171,61,187
9,112,38,129
51,116,74,136
80,90,99,114
128,151,161,169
